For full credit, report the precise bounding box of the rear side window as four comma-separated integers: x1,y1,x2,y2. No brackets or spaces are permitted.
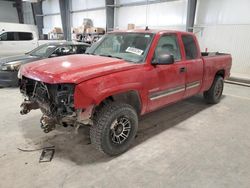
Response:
18,32,33,40
0,32,15,41
181,35,198,60
0,32,33,41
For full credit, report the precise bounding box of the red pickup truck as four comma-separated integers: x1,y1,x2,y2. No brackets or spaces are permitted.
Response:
19,30,232,156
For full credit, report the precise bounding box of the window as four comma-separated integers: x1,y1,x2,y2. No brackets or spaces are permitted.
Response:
0,32,33,41
18,32,33,40
30,44,57,57
181,35,198,60
154,35,181,61
87,33,154,63
52,46,78,57
0,32,15,41
75,45,88,54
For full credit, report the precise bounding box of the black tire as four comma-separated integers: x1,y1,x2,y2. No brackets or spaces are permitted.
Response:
204,76,224,104
90,102,138,156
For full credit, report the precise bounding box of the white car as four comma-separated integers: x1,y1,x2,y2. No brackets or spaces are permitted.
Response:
0,22,64,57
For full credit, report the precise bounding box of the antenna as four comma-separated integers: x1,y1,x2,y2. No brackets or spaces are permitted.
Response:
145,0,149,30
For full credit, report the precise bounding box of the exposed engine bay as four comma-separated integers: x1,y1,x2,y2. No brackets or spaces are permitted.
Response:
20,76,92,133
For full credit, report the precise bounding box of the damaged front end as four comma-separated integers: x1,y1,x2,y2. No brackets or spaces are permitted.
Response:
20,77,92,133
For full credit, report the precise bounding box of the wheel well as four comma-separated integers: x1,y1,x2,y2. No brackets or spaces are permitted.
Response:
215,70,225,78
97,91,141,114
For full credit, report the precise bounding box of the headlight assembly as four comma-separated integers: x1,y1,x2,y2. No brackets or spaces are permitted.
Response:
1,61,21,71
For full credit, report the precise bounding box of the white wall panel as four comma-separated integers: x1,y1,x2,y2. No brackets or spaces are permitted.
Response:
43,15,62,34
42,0,61,34
195,0,250,77
42,0,106,33
195,25,250,76
71,0,106,28
71,10,106,28
195,0,250,25
115,0,187,29
72,0,105,11
42,0,60,14
118,0,147,4
0,1,19,23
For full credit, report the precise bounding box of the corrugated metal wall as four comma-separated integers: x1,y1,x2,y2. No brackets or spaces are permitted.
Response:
0,1,19,23
42,0,61,34
115,0,187,30
195,0,250,77
71,0,106,28
42,0,106,34
195,25,250,76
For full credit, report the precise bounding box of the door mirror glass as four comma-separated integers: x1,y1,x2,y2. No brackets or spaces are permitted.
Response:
152,52,174,65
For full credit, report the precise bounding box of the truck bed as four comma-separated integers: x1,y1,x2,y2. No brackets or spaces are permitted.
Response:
201,52,232,92
201,52,230,57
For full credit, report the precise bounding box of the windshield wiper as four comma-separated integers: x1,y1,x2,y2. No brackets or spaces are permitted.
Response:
99,54,123,59
85,52,95,55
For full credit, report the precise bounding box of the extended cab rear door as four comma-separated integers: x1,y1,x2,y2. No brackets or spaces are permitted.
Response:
181,34,203,97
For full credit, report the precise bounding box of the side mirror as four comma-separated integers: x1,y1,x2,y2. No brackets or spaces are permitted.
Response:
152,52,174,65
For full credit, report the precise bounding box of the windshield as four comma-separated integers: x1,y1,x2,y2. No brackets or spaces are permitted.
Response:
86,33,154,63
29,44,57,57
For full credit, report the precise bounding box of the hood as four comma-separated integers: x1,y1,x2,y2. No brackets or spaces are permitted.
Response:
21,54,141,84
0,54,40,66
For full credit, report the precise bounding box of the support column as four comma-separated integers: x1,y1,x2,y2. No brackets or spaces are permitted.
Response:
106,0,115,32
59,0,71,41
14,0,24,23
32,1,44,39
186,0,197,32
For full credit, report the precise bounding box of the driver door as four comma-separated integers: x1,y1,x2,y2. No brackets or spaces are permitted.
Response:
147,34,187,112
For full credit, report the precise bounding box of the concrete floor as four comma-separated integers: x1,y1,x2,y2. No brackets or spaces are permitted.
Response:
0,83,250,188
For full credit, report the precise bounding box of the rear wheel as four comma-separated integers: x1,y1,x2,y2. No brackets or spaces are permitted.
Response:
204,76,224,104
90,102,138,156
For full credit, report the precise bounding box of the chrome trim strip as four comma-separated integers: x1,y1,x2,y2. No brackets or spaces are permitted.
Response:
150,85,185,100
186,81,200,90
149,81,201,100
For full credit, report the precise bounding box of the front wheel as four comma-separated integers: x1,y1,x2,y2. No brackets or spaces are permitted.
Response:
90,102,138,156
204,76,224,104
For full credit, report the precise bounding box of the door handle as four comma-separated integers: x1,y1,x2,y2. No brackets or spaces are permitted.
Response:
180,67,186,73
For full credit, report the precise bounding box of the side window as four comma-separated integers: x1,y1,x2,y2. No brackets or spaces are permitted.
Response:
17,32,33,40
76,45,87,54
154,35,181,61
181,35,198,60
53,46,77,56
0,32,15,41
